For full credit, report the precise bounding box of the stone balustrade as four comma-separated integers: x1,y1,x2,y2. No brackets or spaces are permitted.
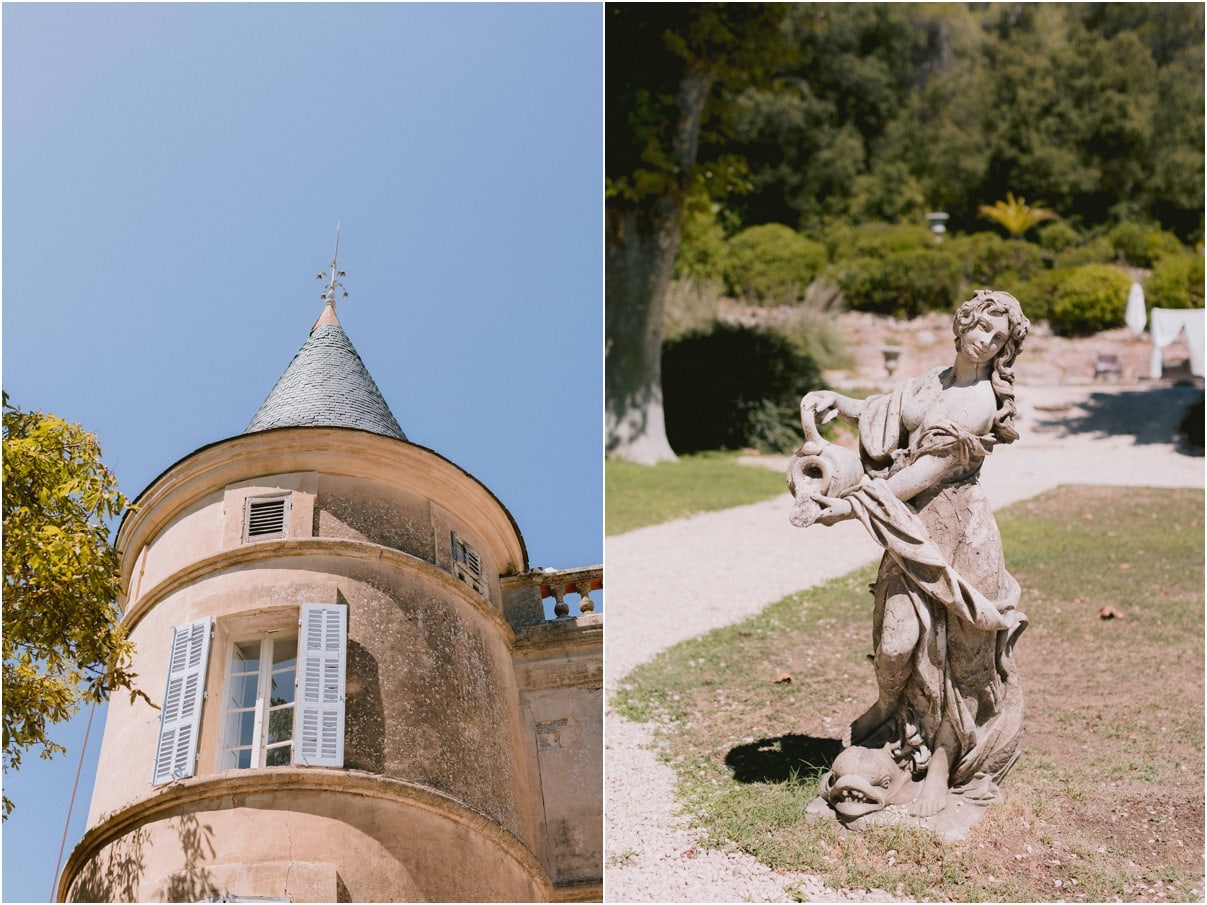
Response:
503,565,602,619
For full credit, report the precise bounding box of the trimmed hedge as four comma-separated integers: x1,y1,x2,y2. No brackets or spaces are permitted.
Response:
946,232,1046,286
826,221,934,262
723,224,828,303
1144,253,1205,310
662,323,824,453
1045,264,1133,335
1036,221,1081,254
1054,236,1116,268
836,248,963,318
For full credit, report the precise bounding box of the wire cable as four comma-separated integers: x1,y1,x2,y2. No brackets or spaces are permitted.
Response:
50,700,98,903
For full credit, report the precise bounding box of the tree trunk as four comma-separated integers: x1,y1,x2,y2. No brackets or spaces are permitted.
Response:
605,201,681,464
605,69,713,464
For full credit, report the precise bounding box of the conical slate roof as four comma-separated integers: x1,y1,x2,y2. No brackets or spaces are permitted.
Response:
245,305,406,440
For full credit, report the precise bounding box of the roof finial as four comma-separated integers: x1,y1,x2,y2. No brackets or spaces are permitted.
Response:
315,223,348,310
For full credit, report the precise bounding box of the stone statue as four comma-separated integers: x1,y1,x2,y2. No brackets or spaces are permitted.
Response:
791,289,1030,828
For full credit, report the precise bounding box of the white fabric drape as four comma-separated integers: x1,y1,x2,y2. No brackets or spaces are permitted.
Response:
1149,307,1205,378
1125,283,1147,337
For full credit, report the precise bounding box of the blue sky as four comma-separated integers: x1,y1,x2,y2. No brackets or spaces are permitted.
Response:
2,3,602,899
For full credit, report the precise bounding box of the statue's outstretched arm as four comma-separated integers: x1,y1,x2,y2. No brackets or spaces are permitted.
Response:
801,390,864,429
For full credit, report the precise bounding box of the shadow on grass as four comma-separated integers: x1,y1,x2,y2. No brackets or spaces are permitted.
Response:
1033,385,1203,452
725,734,843,784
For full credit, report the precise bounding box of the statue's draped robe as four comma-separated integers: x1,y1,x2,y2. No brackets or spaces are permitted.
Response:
846,370,1026,798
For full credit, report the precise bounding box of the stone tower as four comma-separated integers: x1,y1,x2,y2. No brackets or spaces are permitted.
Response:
59,280,603,902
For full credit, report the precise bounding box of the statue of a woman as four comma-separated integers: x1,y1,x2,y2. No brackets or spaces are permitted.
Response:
794,289,1030,819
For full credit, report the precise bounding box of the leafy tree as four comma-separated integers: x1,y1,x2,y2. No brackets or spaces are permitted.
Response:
712,3,1203,242
978,193,1059,238
606,3,789,462
2,395,144,817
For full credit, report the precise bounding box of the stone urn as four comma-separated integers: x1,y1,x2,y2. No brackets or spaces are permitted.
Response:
787,403,864,528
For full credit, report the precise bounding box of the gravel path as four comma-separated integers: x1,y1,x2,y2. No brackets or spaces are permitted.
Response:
604,382,1203,903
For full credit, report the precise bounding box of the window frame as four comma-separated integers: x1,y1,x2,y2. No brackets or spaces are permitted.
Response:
218,630,299,771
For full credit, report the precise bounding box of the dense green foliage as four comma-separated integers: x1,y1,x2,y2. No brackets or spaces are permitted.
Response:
1043,263,1134,335
723,224,827,302
835,247,964,318
610,3,1203,456
727,4,1203,241
662,324,824,453
1107,221,1187,268
2,396,144,817
1144,253,1206,310
946,232,1047,287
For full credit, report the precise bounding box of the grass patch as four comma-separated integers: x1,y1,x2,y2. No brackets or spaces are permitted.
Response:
613,486,1204,901
605,451,785,536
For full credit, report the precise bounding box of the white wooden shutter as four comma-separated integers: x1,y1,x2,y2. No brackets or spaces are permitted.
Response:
296,603,347,767
152,617,212,785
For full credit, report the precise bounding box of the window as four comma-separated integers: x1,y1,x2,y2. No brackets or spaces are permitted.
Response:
220,633,298,769
153,605,347,785
451,530,487,599
243,494,290,542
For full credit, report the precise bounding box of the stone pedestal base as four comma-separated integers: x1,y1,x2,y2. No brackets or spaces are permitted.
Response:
806,793,990,842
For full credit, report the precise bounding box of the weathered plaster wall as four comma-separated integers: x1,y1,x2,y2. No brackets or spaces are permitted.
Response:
89,555,535,846
314,474,434,562
68,778,549,902
514,616,604,888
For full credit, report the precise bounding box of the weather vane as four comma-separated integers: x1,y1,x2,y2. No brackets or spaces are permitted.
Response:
316,223,349,308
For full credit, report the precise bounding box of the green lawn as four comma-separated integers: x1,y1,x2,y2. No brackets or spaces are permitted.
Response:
606,451,787,535
613,486,1205,902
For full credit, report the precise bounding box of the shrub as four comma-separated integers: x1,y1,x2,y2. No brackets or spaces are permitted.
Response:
1045,264,1132,335
826,221,934,263
1054,235,1116,267
1036,221,1081,254
675,201,729,283
723,224,827,303
662,323,824,453
835,247,963,318
1108,222,1186,269
1015,269,1061,323
946,232,1046,286
1144,254,1205,310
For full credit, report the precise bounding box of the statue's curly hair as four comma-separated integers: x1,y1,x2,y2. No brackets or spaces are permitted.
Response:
953,289,1030,444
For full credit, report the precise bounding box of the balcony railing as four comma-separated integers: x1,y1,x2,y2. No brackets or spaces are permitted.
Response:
504,565,602,619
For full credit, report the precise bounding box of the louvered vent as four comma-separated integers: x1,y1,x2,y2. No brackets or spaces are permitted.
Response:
244,495,290,542
451,530,487,599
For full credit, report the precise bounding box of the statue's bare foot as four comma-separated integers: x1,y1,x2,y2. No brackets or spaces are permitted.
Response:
843,700,894,747
909,782,947,818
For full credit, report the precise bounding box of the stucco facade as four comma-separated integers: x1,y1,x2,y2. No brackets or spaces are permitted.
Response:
59,303,601,902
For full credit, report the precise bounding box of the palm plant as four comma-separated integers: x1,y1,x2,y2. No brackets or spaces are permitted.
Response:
978,192,1059,238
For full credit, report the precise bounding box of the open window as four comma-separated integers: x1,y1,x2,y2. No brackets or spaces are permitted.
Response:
220,632,298,769
153,605,347,785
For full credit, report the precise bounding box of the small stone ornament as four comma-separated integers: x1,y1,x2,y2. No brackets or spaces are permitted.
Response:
791,290,1031,838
